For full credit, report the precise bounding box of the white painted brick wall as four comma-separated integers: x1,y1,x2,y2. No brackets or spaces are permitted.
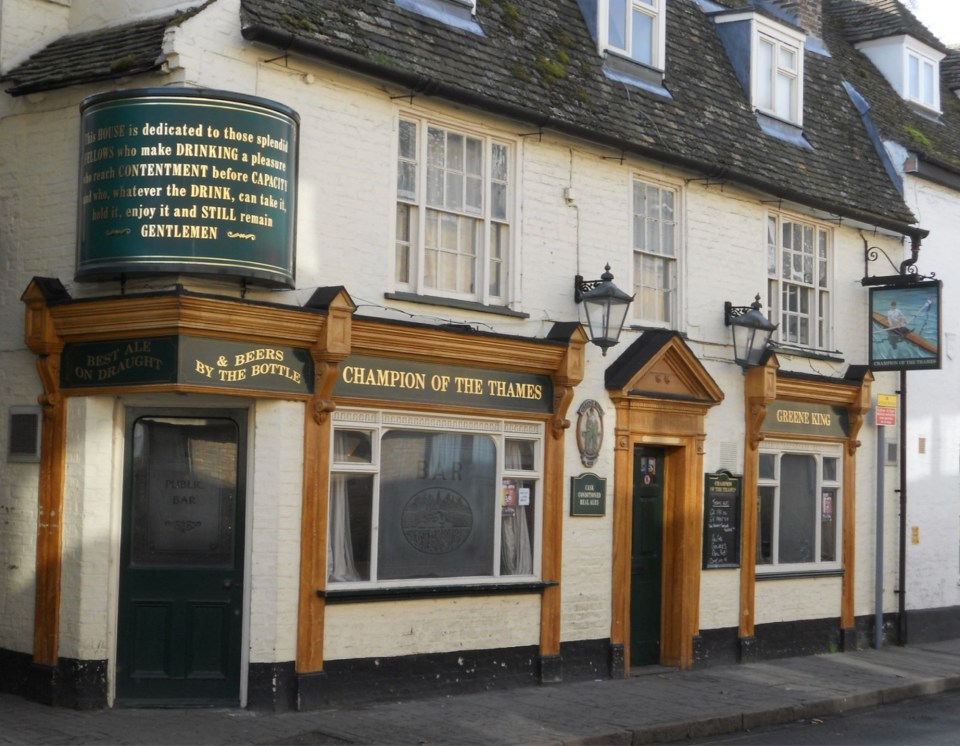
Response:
248,399,304,663
0,0,69,74
901,175,960,612
59,396,117,660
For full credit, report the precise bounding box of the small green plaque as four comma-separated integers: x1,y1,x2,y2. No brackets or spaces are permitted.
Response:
570,473,606,517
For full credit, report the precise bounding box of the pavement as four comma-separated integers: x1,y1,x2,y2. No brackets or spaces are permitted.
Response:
4,638,960,745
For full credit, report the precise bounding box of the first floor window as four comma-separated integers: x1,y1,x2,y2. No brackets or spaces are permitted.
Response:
633,177,678,325
757,441,842,571
767,213,832,350
395,116,511,304
327,411,541,585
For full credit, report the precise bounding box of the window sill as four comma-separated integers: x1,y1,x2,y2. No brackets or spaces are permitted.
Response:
755,111,812,149
757,568,843,580
602,52,672,99
768,342,844,363
385,291,529,318
320,580,556,603
394,0,484,35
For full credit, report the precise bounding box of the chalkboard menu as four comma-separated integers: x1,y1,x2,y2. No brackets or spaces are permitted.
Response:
703,471,742,569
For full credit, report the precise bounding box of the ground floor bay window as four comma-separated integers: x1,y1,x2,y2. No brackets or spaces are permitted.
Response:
327,410,542,586
757,440,842,573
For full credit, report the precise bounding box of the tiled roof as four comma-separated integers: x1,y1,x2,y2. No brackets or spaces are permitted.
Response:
823,0,946,51
1,9,201,96
238,0,918,230
943,49,960,92
825,0,960,175
1,0,923,230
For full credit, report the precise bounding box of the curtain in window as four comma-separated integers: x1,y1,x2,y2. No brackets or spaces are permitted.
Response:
500,441,532,575
328,436,360,582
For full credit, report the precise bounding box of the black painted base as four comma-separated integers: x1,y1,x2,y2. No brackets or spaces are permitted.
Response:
904,605,960,644
294,639,614,711
0,649,107,709
694,612,904,668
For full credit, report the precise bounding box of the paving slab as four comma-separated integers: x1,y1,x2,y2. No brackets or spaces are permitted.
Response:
3,639,960,745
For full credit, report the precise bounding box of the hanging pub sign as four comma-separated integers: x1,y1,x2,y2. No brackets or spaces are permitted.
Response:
77,88,299,287
869,281,941,372
702,470,741,569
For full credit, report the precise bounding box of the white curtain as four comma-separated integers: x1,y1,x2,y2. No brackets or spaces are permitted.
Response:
501,441,532,575
327,434,360,582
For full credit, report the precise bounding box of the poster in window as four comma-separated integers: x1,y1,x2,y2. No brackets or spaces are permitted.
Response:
502,478,517,516
822,491,833,522
869,281,941,371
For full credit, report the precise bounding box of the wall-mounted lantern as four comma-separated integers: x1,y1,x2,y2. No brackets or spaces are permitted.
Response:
724,294,777,368
575,264,635,356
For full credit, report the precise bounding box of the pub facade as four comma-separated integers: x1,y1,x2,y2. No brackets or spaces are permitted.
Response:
0,0,933,709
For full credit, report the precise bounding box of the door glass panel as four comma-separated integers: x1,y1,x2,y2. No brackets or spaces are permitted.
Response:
130,417,239,567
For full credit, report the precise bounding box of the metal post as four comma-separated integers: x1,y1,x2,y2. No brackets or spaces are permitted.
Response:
875,423,885,649
897,371,908,645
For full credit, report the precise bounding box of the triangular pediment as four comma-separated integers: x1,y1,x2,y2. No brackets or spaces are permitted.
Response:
605,330,723,405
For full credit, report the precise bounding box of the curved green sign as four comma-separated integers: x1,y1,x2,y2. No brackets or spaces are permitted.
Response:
77,88,299,287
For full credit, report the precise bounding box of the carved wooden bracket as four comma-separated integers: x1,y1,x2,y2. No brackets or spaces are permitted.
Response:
551,385,574,439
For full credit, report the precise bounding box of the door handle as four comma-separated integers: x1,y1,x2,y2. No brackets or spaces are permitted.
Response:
223,579,234,589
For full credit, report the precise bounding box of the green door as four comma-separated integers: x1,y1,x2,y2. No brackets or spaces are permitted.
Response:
117,410,246,705
630,446,664,667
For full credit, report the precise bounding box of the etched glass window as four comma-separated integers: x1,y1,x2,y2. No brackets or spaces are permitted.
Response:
328,414,541,586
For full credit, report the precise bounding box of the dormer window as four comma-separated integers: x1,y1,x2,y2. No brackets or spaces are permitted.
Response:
602,0,666,69
394,0,482,35
714,11,806,132
856,36,944,114
754,23,805,126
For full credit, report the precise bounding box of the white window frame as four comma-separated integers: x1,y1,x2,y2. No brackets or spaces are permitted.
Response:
631,175,680,327
394,114,514,306
757,439,843,574
327,409,543,589
752,20,805,126
906,46,939,111
766,212,832,351
599,0,667,70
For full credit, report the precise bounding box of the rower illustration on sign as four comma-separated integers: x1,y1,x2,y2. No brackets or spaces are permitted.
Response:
869,282,941,371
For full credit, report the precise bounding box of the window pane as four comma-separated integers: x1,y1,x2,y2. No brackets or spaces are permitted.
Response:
779,46,796,71
909,54,920,99
758,485,775,564
399,120,417,160
609,0,628,50
501,477,535,575
778,455,816,563
334,429,373,464
631,9,653,65
378,431,496,580
396,205,413,284
823,456,837,482
821,487,837,562
922,60,934,105
775,72,794,120
759,453,776,480
758,39,774,110
328,474,373,582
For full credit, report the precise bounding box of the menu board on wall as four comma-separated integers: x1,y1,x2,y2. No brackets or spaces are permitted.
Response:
702,470,741,569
